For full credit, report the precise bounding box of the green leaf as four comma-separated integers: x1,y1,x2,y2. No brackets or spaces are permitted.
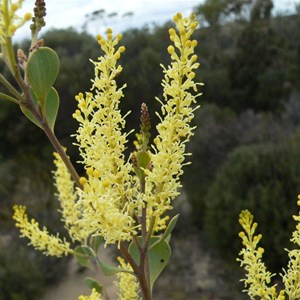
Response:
20,89,41,129
128,237,171,289
73,245,97,269
26,47,59,104
20,87,59,130
90,235,104,253
150,214,179,249
73,245,127,276
98,259,128,276
44,87,59,130
84,277,102,293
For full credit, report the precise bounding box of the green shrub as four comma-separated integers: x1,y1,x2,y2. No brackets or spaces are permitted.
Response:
203,131,300,271
184,104,283,228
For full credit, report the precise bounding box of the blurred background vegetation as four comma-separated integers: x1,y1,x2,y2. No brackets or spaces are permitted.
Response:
1,0,300,298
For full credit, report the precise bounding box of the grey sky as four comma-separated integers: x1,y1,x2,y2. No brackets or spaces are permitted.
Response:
15,0,298,41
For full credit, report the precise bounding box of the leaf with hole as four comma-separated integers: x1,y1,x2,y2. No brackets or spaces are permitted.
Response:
128,237,171,289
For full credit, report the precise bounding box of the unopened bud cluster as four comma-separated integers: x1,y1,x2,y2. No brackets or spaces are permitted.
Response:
30,0,46,33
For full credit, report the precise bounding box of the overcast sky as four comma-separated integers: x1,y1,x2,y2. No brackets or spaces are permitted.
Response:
14,0,298,41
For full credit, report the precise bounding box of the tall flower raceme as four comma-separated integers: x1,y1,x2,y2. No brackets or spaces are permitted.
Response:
145,14,201,229
238,194,300,300
2,1,202,298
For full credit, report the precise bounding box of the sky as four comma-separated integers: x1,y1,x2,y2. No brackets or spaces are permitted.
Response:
14,0,298,41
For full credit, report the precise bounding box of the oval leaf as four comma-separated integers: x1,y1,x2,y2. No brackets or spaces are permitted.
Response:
73,245,96,269
45,87,59,130
26,47,59,103
128,237,171,289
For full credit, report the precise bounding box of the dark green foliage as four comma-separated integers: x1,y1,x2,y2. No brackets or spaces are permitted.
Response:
229,20,284,112
203,132,300,271
184,104,285,227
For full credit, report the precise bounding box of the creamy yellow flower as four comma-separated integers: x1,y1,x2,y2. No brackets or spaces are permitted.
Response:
72,30,138,245
238,210,284,300
116,257,141,300
53,151,87,243
0,0,31,44
78,289,102,300
144,13,202,228
13,205,72,257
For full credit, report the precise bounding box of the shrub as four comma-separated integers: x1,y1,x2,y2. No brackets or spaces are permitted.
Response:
184,104,284,228
203,131,300,271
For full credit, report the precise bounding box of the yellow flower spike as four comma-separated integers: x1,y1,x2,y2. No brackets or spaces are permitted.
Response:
13,205,72,257
238,210,277,299
144,14,202,229
73,26,136,245
116,257,141,300
53,151,87,242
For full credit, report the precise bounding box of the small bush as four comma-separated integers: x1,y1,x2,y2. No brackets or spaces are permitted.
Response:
203,131,300,271
184,104,284,228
